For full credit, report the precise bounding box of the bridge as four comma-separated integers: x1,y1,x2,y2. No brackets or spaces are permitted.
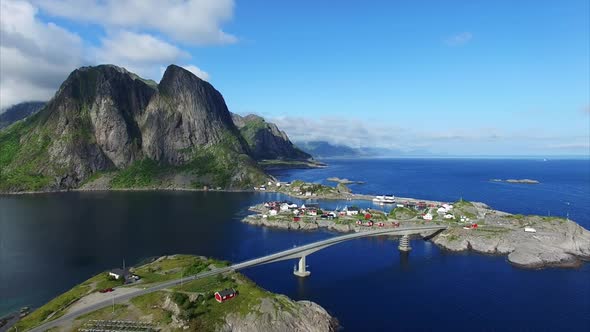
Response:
231,224,447,276
29,225,446,331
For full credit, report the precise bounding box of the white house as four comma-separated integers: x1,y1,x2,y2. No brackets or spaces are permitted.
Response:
280,203,290,212
108,268,129,280
442,204,453,210
269,209,278,216
444,214,454,219
423,213,433,221
524,227,537,233
305,191,312,197
437,207,447,214
345,206,359,216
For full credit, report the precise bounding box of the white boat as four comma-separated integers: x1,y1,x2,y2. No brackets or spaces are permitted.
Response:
372,195,395,204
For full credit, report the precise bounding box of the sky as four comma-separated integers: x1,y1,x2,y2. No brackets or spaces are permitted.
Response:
0,0,589,156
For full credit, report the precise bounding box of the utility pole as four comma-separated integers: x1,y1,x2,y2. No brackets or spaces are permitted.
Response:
181,270,183,289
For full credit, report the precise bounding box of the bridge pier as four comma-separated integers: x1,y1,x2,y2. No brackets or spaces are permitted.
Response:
293,255,310,277
398,234,412,252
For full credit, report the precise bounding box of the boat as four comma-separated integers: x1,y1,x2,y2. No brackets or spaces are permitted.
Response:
372,195,395,204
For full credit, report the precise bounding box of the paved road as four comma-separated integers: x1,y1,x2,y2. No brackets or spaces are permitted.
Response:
29,225,446,331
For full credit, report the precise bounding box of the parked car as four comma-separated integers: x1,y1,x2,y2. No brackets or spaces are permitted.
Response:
99,287,114,293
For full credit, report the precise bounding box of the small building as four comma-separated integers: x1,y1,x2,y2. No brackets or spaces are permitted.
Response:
345,206,360,216
280,203,290,212
524,227,537,233
423,213,433,221
444,214,454,219
417,202,427,209
308,209,317,216
269,209,278,216
293,216,301,222
364,213,372,220
108,268,130,280
215,288,238,303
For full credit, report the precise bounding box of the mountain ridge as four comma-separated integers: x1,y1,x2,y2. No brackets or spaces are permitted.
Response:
0,64,269,192
231,113,312,161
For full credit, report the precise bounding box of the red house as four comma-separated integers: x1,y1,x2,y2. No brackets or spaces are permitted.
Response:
364,213,372,220
293,216,301,222
215,288,237,303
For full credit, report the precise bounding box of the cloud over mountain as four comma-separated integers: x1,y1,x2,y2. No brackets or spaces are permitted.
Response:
1,0,236,110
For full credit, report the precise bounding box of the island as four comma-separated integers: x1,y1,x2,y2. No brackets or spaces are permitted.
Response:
11,255,337,332
248,180,590,269
491,179,540,184
326,177,365,185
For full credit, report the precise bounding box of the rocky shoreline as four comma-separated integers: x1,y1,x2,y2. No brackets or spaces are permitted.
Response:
242,201,590,270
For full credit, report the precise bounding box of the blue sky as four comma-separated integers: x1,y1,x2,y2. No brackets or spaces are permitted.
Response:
1,0,588,156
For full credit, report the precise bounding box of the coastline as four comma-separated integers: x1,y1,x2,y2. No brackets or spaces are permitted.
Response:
3,181,590,271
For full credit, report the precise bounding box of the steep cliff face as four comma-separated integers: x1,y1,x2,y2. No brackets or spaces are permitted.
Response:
0,65,267,191
232,113,311,161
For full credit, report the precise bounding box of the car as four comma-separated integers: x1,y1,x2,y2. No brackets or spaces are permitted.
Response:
99,287,114,293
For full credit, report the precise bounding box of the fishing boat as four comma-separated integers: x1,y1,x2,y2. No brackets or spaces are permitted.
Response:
372,194,395,204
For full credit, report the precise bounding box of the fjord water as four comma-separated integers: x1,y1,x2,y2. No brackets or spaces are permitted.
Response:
1,159,589,331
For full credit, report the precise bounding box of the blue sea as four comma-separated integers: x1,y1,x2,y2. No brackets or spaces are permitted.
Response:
1,158,589,331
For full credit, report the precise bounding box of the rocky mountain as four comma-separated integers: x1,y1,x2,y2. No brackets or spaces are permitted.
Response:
232,113,311,161
0,101,45,129
0,64,269,192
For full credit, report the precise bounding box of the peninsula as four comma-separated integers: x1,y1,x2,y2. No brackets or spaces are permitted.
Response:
246,180,590,269
11,255,336,332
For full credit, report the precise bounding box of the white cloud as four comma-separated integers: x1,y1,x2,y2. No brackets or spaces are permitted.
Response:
182,65,210,81
444,32,473,46
96,31,189,64
33,0,237,45
0,0,84,109
94,30,191,80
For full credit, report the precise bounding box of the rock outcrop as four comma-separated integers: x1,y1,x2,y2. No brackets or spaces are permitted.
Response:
0,65,269,191
232,113,311,161
432,217,590,268
222,298,336,332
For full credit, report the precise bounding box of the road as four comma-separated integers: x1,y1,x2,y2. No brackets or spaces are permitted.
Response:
29,225,446,331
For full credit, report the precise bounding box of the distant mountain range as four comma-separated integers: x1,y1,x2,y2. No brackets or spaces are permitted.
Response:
0,64,311,192
295,141,361,158
295,140,432,158
0,101,46,129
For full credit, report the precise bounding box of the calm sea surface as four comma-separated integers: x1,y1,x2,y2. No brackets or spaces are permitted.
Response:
1,158,589,331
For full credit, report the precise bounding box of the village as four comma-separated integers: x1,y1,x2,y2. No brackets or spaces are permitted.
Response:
244,195,484,233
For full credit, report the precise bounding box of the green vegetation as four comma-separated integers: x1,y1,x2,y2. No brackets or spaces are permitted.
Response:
15,283,91,331
111,159,166,188
238,116,268,147
23,255,296,332
172,273,274,331
389,207,417,220
0,118,53,191
447,234,460,242
133,255,228,286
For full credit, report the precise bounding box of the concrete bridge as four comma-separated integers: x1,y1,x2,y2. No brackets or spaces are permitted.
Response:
230,225,447,277
29,225,446,331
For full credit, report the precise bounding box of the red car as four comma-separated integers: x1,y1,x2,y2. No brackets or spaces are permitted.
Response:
99,288,114,293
